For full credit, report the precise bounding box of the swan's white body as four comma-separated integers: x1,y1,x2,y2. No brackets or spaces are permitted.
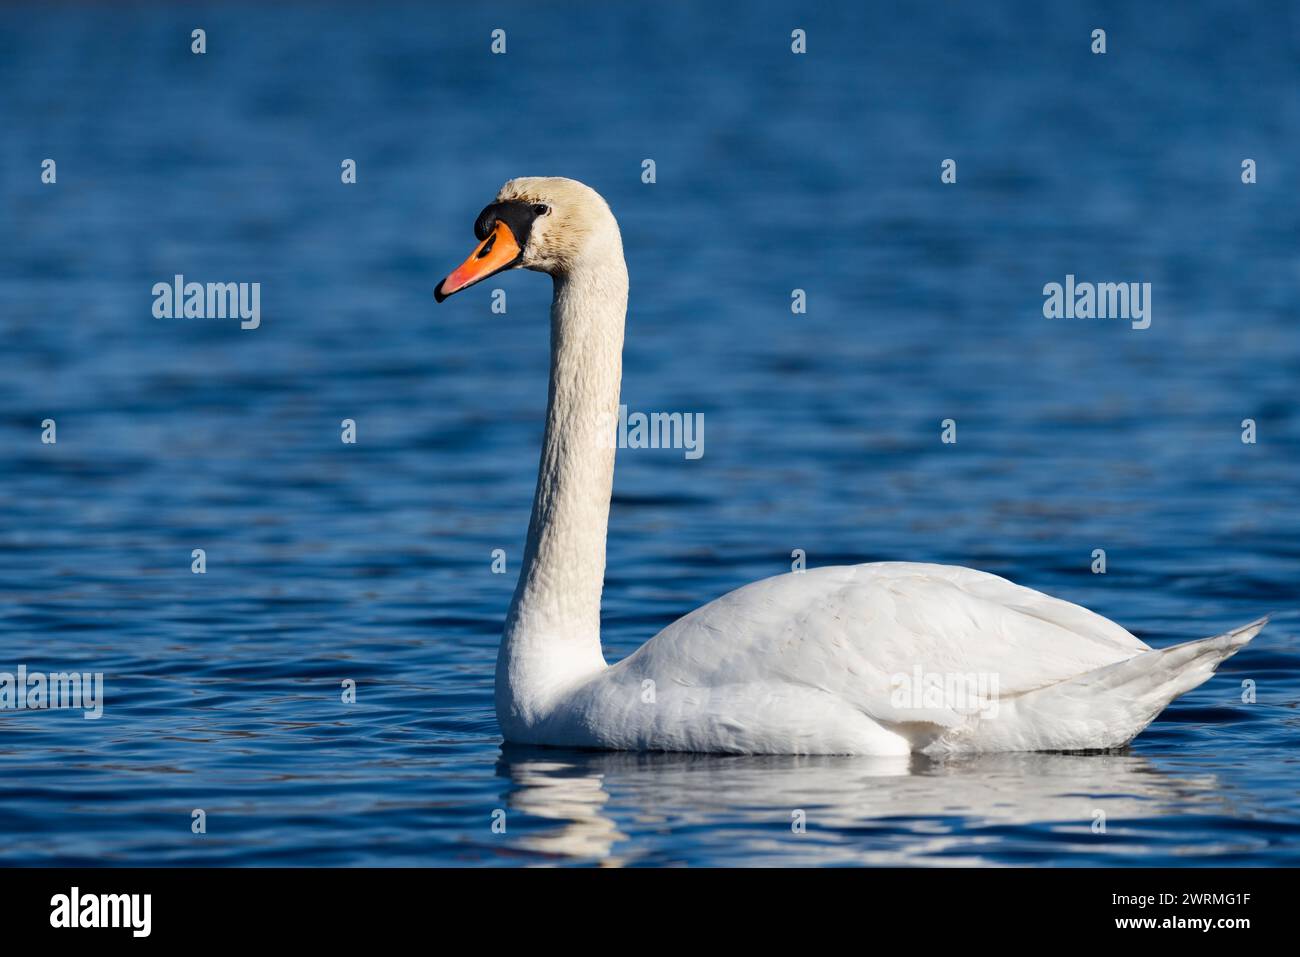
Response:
439,176,1264,756
503,562,1262,755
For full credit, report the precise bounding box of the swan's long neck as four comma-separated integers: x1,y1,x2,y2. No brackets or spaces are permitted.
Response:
496,240,628,728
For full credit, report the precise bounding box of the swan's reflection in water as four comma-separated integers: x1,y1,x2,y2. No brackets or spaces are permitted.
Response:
495,746,1231,865
493,756,630,862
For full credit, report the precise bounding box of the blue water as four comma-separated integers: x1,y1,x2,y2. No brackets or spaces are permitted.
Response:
1,1,1297,866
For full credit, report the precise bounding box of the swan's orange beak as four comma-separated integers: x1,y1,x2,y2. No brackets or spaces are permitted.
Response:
434,221,522,302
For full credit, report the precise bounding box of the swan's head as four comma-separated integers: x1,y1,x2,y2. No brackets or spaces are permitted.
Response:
435,176,619,301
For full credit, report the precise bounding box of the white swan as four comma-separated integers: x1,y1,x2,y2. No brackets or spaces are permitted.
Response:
435,176,1266,756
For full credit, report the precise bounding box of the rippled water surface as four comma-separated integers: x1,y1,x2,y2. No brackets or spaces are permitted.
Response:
1,1,1298,866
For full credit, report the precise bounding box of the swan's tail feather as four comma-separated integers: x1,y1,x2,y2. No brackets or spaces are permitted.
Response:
928,617,1267,754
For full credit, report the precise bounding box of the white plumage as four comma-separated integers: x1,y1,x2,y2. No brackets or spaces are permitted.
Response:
506,562,1264,755
436,176,1265,756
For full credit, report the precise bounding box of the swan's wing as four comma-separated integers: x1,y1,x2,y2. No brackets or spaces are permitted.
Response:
614,562,1149,730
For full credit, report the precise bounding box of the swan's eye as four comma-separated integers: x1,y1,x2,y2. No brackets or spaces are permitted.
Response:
532,203,550,216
